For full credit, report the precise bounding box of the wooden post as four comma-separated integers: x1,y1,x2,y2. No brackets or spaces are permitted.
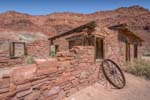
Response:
49,40,51,56
49,39,54,57
82,35,85,46
12,42,15,57
94,36,96,63
24,43,28,56
9,42,12,57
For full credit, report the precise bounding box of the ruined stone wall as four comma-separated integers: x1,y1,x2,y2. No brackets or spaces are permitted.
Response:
95,27,143,66
0,57,25,68
117,31,143,64
0,46,99,100
107,31,143,65
27,40,49,58
94,27,123,65
0,40,26,68
0,40,49,68
52,32,85,52
51,25,126,66
0,40,9,57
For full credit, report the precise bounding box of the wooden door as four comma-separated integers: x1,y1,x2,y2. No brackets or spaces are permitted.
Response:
126,42,130,61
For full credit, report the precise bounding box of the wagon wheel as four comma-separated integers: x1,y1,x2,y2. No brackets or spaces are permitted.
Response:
101,59,126,89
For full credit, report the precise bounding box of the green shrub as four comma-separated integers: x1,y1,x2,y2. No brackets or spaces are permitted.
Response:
123,59,150,79
25,56,35,64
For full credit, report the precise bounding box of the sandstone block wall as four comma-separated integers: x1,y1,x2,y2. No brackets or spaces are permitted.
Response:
27,40,49,58
0,57,25,68
97,27,143,66
0,46,99,100
0,40,49,68
52,32,86,52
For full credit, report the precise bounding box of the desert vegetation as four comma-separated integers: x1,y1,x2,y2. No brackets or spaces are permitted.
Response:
25,56,35,64
123,59,150,79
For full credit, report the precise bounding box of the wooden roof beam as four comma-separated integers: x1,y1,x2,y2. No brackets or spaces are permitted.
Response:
48,21,97,41
109,24,143,41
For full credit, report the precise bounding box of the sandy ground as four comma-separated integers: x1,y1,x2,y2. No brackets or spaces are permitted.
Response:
64,73,150,100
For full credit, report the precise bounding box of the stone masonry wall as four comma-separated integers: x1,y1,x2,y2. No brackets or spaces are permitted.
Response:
52,32,86,52
0,46,99,100
0,57,25,68
27,40,49,58
96,27,143,66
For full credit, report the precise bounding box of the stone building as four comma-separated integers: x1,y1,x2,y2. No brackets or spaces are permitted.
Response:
49,21,143,65
0,40,27,67
0,21,144,100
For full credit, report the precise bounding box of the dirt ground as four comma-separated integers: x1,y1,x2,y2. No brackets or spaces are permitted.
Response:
64,73,150,100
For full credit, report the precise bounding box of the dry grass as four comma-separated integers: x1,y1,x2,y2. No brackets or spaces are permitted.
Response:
123,59,150,79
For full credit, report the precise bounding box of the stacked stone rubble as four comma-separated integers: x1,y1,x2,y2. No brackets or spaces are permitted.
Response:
0,46,99,100
27,40,49,58
0,57,25,68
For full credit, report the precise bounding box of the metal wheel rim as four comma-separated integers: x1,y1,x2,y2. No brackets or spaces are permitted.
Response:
101,59,126,89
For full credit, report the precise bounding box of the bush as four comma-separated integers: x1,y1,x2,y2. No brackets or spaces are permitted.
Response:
25,56,35,64
123,59,150,79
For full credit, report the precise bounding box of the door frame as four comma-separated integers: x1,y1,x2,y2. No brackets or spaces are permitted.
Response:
125,41,131,61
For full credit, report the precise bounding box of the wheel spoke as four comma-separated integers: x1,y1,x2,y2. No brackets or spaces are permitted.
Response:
112,74,118,85
115,73,124,82
115,76,124,87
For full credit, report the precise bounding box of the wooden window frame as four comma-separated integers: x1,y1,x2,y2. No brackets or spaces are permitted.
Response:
9,42,27,58
66,34,84,49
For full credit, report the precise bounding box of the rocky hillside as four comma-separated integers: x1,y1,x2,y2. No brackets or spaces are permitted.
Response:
0,5,149,52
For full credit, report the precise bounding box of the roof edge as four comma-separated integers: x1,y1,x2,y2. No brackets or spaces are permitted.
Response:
48,21,97,40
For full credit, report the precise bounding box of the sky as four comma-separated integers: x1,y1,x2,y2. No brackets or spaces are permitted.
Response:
0,0,149,15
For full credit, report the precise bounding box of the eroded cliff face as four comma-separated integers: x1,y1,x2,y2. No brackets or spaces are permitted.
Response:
0,5,149,52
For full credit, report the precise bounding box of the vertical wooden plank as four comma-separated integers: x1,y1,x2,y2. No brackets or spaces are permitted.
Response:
24,43,28,56
94,36,96,63
49,40,51,56
49,40,54,57
82,35,85,46
129,43,131,61
103,39,105,59
9,42,12,57
126,41,131,61
12,42,15,57
101,39,104,59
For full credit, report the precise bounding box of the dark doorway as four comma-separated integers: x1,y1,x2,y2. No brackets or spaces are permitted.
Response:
96,38,104,59
134,44,138,58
